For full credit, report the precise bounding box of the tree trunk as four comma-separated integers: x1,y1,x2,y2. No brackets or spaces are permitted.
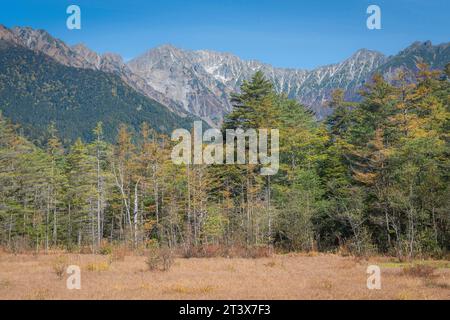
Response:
133,179,141,246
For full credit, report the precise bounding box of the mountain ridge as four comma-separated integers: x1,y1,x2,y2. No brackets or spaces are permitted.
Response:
0,35,198,144
1,24,449,125
127,41,448,121
128,44,388,120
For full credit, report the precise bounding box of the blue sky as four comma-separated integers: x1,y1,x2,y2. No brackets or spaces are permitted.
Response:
1,0,449,69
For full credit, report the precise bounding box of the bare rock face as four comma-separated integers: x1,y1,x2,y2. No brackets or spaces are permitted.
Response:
128,45,388,121
0,24,22,45
71,43,102,69
11,27,90,69
127,45,228,124
129,41,448,123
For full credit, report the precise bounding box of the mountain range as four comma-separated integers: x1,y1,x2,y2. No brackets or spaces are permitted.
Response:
0,25,197,144
0,24,449,134
127,41,449,122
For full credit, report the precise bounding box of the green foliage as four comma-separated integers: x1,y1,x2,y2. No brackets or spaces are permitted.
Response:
317,65,450,257
0,41,196,145
0,64,448,259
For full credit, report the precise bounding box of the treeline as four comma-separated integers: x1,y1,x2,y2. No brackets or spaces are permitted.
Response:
0,64,449,259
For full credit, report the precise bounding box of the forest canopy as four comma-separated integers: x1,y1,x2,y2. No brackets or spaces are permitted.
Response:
0,64,449,260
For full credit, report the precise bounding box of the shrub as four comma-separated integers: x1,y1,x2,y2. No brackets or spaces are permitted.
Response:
161,247,174,271
52,256,68,279
85,261,110,272
245,245,272,259
109,246,128,262
402,264,436,278
146,247,161,271
146,246,174,271
263,261,277,268
99,242,113,255
181,244,273,259
198,244,222,258
79,246,93,254
181,245,195,259
10,236,32,254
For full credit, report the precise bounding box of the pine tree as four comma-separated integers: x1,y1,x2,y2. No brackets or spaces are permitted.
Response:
66,139,97,248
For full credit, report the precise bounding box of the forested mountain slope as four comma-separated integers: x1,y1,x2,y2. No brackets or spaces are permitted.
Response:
0,40,195,144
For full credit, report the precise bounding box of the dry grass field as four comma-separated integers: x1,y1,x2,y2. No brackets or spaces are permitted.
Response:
0,251,449,300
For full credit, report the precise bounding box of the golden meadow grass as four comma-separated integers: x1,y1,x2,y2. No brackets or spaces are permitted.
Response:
0,252,448,300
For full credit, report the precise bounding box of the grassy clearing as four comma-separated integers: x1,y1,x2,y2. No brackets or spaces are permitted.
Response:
0,253,448,300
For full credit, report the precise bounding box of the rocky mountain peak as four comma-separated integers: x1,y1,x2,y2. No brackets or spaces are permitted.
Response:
147,44,186,60
13,26,65,51
11,26,89,69
71,43,102,68
127,44,393,121
0,24,21,44
348,48,385,61
102,52,124,65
